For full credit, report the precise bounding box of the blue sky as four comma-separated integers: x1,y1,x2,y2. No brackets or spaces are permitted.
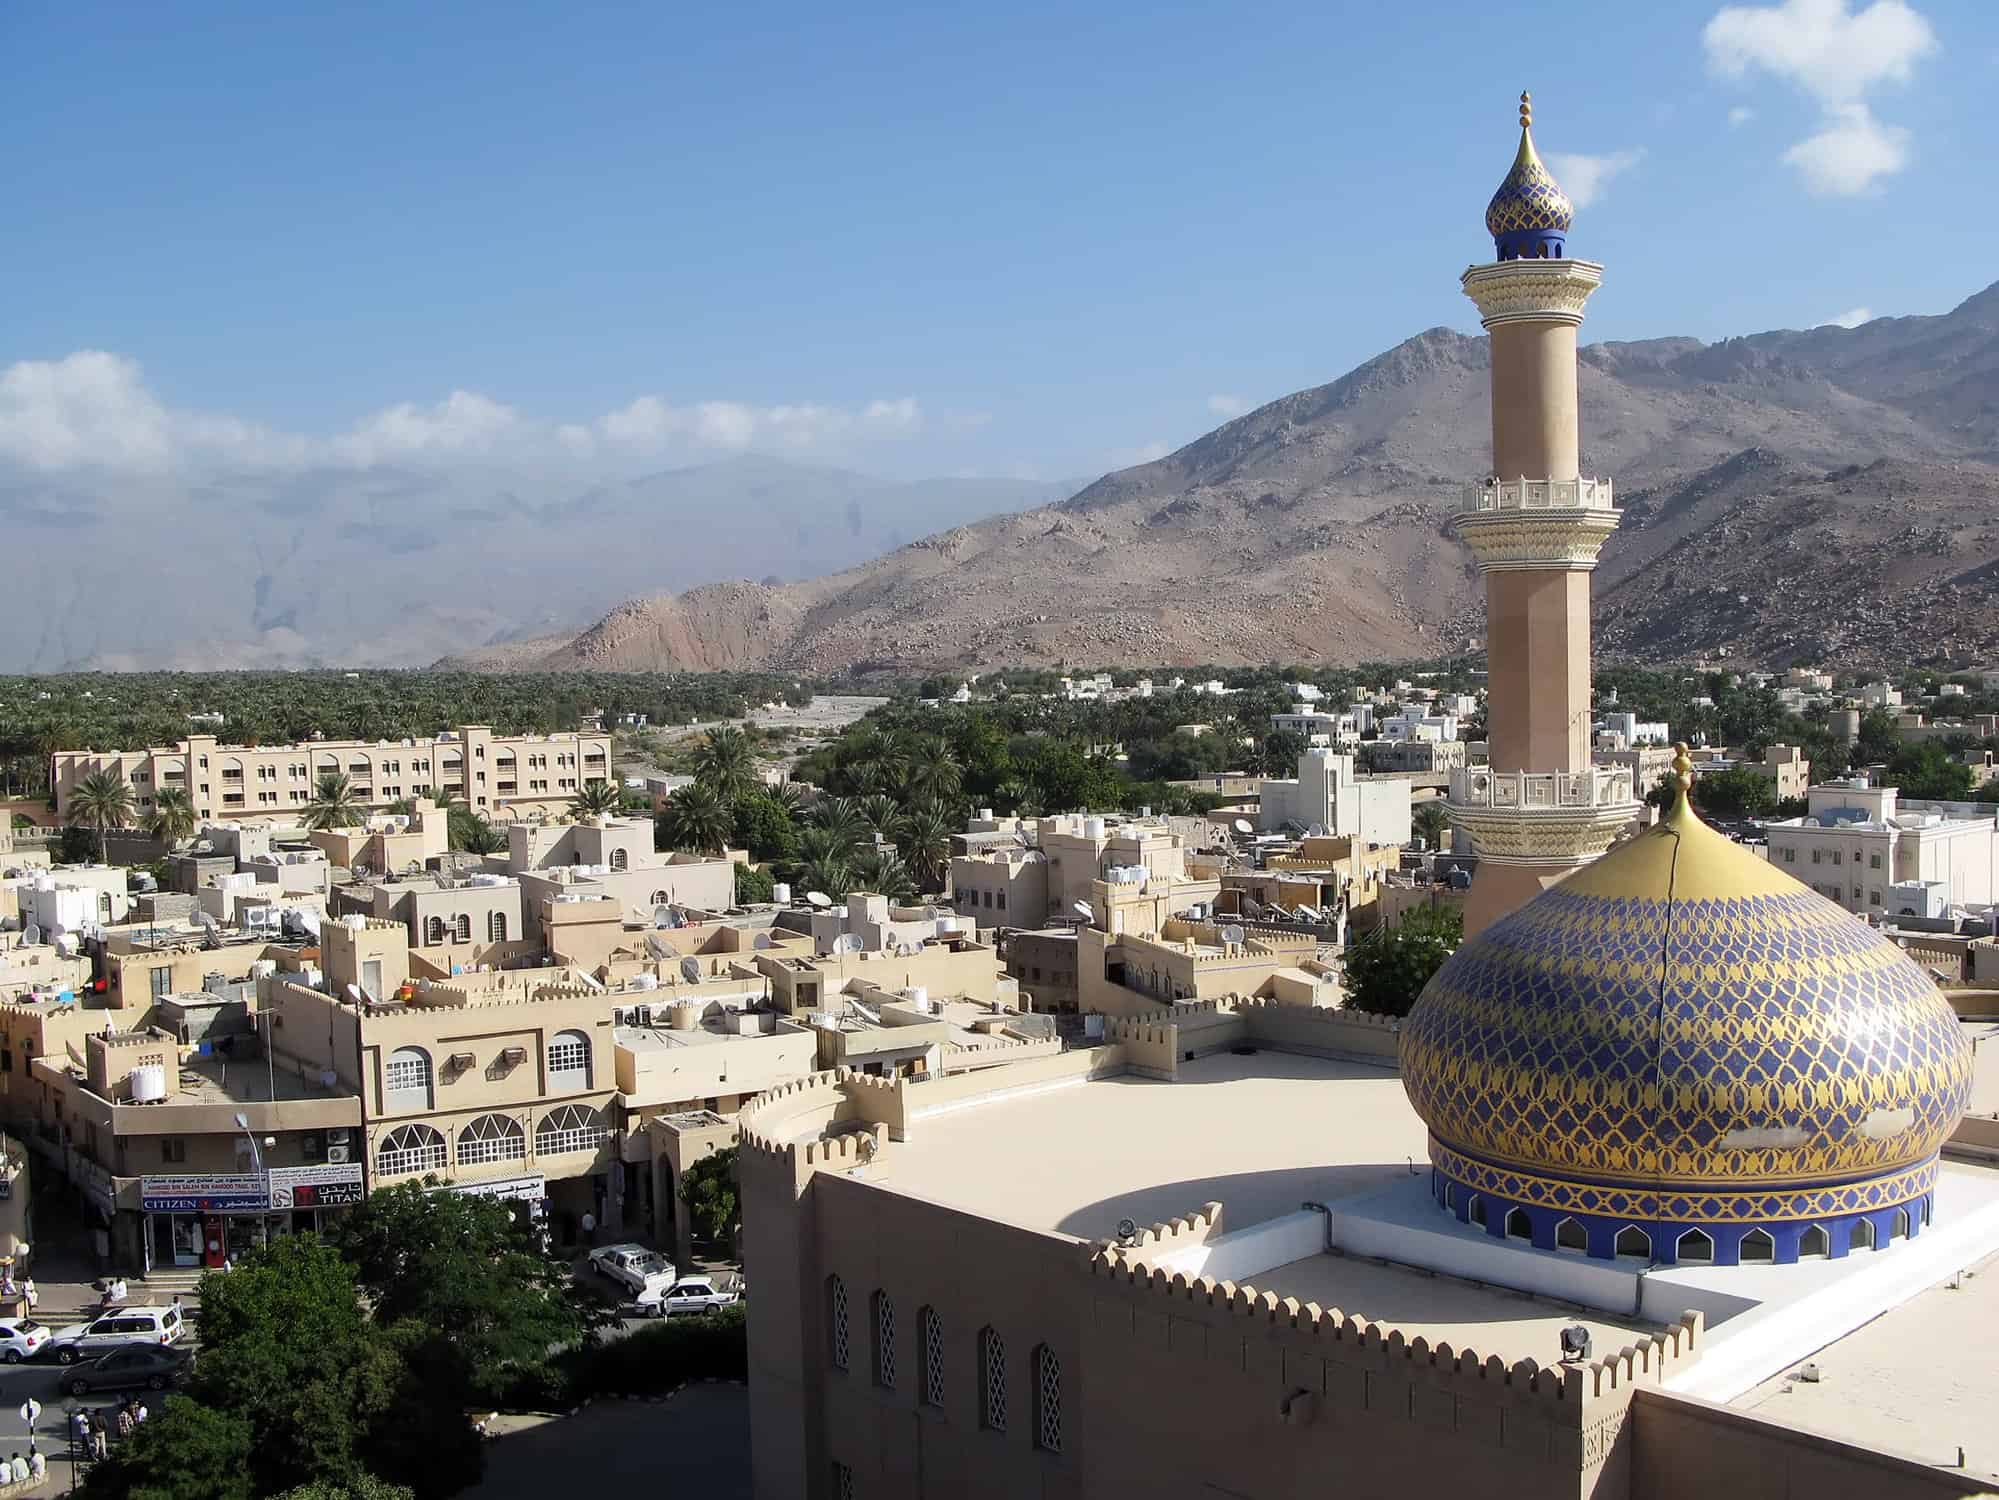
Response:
5,0,1995,485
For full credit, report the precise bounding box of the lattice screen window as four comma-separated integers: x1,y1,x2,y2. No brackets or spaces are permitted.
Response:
872,1291,896,1389
979,1326,1007,1432
1034,1344,1062,1453
831,1462,854,1500
920,1306,944,1407
828,1276,850,1370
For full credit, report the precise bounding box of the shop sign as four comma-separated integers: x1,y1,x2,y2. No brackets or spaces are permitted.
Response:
139,1173,269,1214
269,1163,365,1209
439,1173,545,1203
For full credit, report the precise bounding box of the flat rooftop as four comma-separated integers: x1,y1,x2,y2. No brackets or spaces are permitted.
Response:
1728,1245,1999,1480
174,1053,350,1104
877,1048,1424,1241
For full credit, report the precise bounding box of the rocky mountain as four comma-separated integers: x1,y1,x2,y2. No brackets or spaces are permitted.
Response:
0,456,1067,672
445,280,1999,676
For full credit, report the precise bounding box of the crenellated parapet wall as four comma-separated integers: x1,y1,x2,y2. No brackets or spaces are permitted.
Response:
1581,1314,1703,1399
1236,996,1402,1064
1084,1201,1226,1270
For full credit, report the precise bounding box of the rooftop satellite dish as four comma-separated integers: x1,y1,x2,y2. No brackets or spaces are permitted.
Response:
1071,901,1093,920
833,933,864,954
644,932,680,963
344,983,364,1005
1295,905,1321,923
1307,822,1329,838
806,890,832,909
1220,924,1246,946
1233,818,1254,835
651,904,674,928
752,931,774,950
22,924,40,948
680,956,702,984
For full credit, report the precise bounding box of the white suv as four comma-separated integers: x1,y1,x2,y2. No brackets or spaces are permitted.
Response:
49,1305,185,1364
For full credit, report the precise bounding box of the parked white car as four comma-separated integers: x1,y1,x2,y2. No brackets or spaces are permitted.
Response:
0,1318,49,1364
587,1243,674,1297
49,1305,186,1364
635,1275,742,1318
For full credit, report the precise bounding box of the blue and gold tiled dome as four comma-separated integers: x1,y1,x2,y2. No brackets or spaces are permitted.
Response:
1402,752,1973,1266
1485,92,1574,261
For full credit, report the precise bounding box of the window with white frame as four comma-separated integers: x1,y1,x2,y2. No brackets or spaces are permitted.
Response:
534,1103,608,1156
828,1275,850,1370
488,910,508,942
456,1113,526,1166
546,1030,591,1090
980,1327,1007,1432
376,1122,445,1176
384,1047,433,1111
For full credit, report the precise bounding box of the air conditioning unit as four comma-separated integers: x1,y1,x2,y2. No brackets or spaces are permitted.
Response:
327,1128,352,1145
326,1145,352,1164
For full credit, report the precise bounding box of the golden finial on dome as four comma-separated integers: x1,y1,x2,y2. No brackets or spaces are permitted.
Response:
1519,91,1532,131
1670,742,1696,808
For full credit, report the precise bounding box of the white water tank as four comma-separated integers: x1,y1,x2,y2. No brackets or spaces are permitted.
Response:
905,986,929,1011
629,972,658,992
250,960,277,980
1084,817,1106,839
129,1065,168,1104
771,883,791,905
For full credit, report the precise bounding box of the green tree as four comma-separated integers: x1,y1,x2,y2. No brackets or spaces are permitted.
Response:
659,781,733,854
1688,765,1777,820
692,726,759,802
330,1181,584,1405
1886,741,1975,801
1343,905,1462,1018
1854,708,1900,766
679,1146,740,1246
568,779,622,819
852,844,916,902
66,767,134,858
897,801,956,892
304,772,364,831
146,785,199,849
448,809,506,855
1258,728,1307,776
272,1479,417,1500
83,1396,257,1500
734,862,775,904
731,792,798,862
1411,799,1450,851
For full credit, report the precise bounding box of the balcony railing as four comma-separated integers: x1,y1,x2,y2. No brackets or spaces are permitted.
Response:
1461,477,1615,515
1450,766,1634,811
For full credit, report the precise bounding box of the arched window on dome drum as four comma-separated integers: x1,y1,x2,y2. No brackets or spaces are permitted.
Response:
1739,1229,1775,1263
1504,1208,1531,1241
1922,1198,1933,1227
1468,1196,1486,1229
1676,1229,1714,1264
1891,1208,1910,1241
1614,1225,1651,1259
1555,1218,1587,1253
1799,1225,1829,1259
1445,1184,1457,1212
1851,1217,1876,1251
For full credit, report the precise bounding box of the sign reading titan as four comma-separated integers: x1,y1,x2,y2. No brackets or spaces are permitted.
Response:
140,1164,364,1213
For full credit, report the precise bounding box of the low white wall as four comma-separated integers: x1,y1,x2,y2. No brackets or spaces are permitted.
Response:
1152,1209,1326,1284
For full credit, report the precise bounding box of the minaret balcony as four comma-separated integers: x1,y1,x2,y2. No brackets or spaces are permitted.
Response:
1447,765,1639,864
1460,477,1613,516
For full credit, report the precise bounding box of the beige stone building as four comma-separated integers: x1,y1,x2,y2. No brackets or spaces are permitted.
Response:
1765,778,1999,918
52,724,612,827
330,873,532,977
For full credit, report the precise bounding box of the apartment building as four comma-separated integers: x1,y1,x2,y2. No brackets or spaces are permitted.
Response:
504,817,735,946
1257,749,1412,846
1764,777,1999,917
1268,708,1363,749
52,724,612,827
330,874,530,978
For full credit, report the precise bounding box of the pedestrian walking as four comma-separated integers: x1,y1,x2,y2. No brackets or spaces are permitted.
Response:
21,1276,36,1313
90,1411,109,1461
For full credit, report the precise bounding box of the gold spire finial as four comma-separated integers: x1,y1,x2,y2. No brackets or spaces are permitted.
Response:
1671,742,1695,805
1519,91,1533,130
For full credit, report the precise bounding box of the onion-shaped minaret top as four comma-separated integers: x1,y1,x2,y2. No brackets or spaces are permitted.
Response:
1484,91,1574,261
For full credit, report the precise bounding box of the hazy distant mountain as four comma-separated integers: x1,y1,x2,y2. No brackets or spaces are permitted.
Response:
444,280,1999,676
0,455,1067,671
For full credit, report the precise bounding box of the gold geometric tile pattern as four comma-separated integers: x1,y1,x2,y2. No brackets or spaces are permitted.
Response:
1401,800,1973,1193
1485,128,1574,240
1430,1139,1937,1225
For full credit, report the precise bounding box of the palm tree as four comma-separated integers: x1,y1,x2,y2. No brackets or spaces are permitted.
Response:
659,782,733,855
67,769,134,860
387,797,420,818
767,781,806,819
796,852,854,902
452,811,506,855
857,794,907,842
851,845,915,903
304,772,364,831
145,787,198,851
902,747,963,807
897,802,955,893
810,796,867,848
692,727,759,802
1412,799,1451,852
569,779,622,820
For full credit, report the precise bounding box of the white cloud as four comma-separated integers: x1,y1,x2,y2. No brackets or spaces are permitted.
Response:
334,391,520,466
1783,103,1910,193
1207,394,1250,418
1728,105,1757,126
0,353,929,476
1824,305,1875,327
1703,0,1936,104
1111,440,1172,468
1547,150,1644,208
1702,0,1935,193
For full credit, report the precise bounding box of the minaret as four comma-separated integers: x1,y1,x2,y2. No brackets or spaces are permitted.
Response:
1450,93,1636,936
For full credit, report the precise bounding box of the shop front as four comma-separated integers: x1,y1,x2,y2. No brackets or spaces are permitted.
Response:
138,1165,365,1270
436,1172,549,1241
